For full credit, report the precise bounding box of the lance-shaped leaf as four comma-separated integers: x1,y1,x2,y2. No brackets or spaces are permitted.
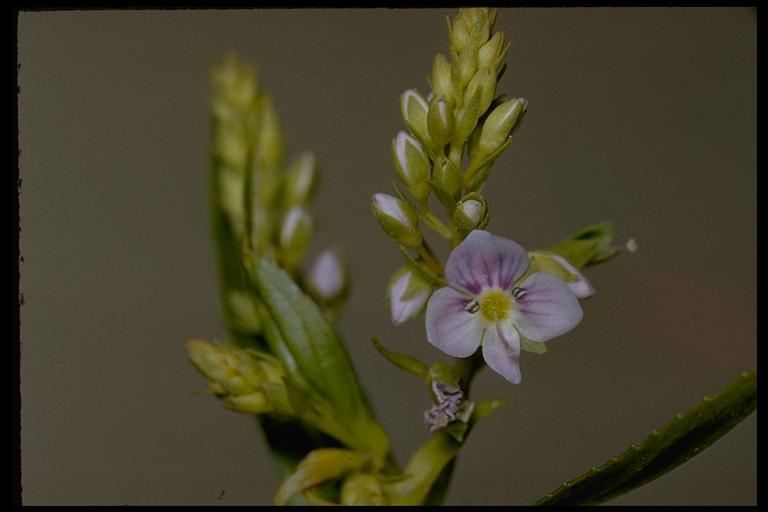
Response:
248,256,389,458
274,448,365,505
372,336,429,380
535,369,756,506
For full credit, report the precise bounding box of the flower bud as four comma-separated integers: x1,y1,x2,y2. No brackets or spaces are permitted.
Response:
212,56,258,111
464,67,496,117
431,53,454,103
284,153,318,206
306,248,347,302
478,32,506,70
529,251,596,299
431,157,462,198
477,98,527,156
427,96,455,147
449,12,471,51
256,95,284,170
217,168,245,232
214,124,249,171
388,265,432,325
187,339,257,395
279,206,313,261
452,48,478,91
371,193,422,248
227,290,262,334
400,89,430,145
223,392,270,414
467,8,493,46
453,193,489,231
392,131,431,201
454,84,482,144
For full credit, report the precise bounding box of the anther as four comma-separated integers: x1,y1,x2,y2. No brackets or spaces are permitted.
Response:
511,287,527,300
465,300,480,314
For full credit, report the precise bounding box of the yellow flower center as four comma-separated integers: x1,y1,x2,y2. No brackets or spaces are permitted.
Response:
479,289,512,322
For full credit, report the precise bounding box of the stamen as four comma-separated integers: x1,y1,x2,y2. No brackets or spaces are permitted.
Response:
511,287,527,300
465,300,480,314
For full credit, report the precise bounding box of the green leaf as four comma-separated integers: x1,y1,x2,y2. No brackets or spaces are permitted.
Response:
372,336,429,380
534,369,757,506
248,256,389,458
383,431,462,505
550,221,618,269
274,448,365,505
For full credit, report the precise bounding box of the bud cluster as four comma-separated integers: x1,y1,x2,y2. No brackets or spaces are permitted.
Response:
186,338,294,416
372,8,526,326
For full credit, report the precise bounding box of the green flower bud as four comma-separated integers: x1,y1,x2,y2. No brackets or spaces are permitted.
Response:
256,95,284,170
212,55,258,111
452,48,478,91
453,193,489,231
400,89,430,145
279,206,313,263
454,83,482,144
478,32,506,70
371,193,422,248
432,157,462,198
431,53,454,103
217,167,245,232
223,392,270,414
477,97,527,156
214,124,249,171
464,67,496,117
186,339,254,395
467,8,493,46
284,153,318,206
451,8,493,50
392,131,431,201
427,96,455,148
227,290,261,334
341,473,388,506
449,12,471,51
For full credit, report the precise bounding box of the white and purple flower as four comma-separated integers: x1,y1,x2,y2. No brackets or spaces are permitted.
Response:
425,230,583,384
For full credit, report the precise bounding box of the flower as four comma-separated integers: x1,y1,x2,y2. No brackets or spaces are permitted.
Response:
371,193,423,248
425,230,583,384
423,381,475,432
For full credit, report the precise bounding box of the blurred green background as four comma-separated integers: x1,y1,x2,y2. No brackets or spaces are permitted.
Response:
18,8,755,505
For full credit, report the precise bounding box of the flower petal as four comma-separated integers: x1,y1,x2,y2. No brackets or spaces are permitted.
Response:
512,272,583,342
481,320,522,384
549,253,596,299
445,230,529,294
308,249,345,300
390,268,431,326
425,287,483,357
